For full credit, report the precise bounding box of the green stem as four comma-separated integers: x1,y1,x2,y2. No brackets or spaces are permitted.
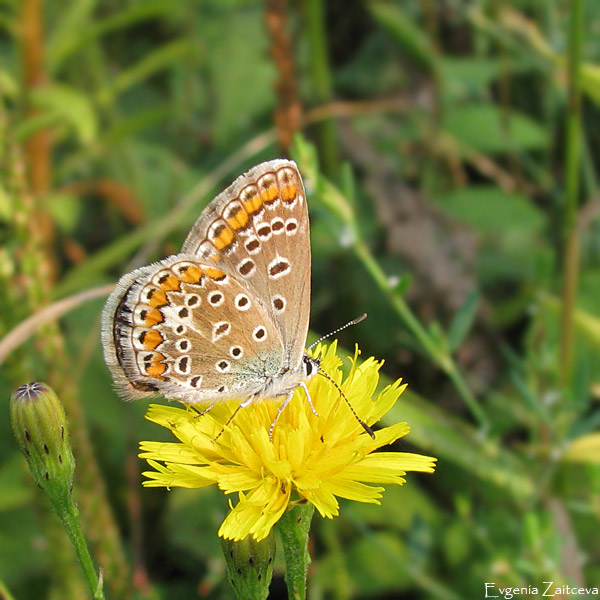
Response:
305,0,340,176
58,500,105,600
559,0,584,385
353,238,489,429
295,138,487,427
0,580,17,600
277,501,315,600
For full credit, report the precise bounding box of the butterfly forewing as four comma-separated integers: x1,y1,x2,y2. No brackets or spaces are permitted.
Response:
181,160,311,372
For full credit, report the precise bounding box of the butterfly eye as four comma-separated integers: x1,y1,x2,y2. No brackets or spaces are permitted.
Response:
257,223,272,241
189,376,202,388
176,339,190,352
174,356,190,375
268,258,290,280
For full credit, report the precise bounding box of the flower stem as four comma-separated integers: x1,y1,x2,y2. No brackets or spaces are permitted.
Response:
559,0,584,385
277,501,315,600
57,500,106,600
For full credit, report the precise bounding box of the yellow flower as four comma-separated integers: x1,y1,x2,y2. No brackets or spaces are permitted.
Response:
139,342,437,541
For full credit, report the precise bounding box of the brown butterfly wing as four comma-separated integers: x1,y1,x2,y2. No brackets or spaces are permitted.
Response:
101,256,284,403
181,160,311,372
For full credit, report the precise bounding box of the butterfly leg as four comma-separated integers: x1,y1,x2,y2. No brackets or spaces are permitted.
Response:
299,381,320,418
268,383,320,441
268,389,295,441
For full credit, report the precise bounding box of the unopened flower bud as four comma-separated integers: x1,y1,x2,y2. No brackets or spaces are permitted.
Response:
221,532,276,600
10,382,75,512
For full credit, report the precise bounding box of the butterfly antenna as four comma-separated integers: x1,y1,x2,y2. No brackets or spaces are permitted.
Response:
307,313,367,351
317,367,375,439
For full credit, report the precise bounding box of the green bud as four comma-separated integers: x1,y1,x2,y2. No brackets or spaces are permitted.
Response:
10,382,76,512
221,533,276,600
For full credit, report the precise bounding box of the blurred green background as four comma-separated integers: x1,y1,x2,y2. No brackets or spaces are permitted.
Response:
1,0,600,598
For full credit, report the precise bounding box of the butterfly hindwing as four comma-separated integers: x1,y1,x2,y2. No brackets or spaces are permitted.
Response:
102,255,284,403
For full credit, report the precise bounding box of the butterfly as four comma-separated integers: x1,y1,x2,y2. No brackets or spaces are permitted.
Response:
101,160,373,439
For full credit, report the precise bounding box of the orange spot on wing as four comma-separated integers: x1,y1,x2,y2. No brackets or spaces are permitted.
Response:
147,356,166,379
228,209,249,230
143,329,163,350
204,267,226,280
281,183,297,202
145,308,164,326
160,275,181,292
214,226,234,250
243,194,263,214
180,265,203,284
261,184,278,203
148,289,167,307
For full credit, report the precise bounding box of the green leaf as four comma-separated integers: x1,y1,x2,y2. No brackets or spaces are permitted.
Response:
542,295,600,353
46,193,81,233
581,62,600,107
96,39,198,107
0,454,34,512
47,0,177,73
434,185,545,235
564,433,600,464
444,103,548,154
200,7,275,143
440,57,502,99
369,3,437,73
45,0,96,74
427,320,447,350
18,83,98,144
0,66,18,97
385,389,534,502
447,290,479,352
0,186,13,222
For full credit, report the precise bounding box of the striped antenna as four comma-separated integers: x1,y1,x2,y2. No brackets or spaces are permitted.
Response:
307,313,367,350
317,367,375,439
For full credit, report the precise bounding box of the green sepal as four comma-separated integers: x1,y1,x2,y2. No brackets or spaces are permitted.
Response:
10,382,76,512
221,531,276,600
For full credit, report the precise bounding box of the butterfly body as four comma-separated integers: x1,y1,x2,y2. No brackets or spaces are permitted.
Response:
102,160,318,410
